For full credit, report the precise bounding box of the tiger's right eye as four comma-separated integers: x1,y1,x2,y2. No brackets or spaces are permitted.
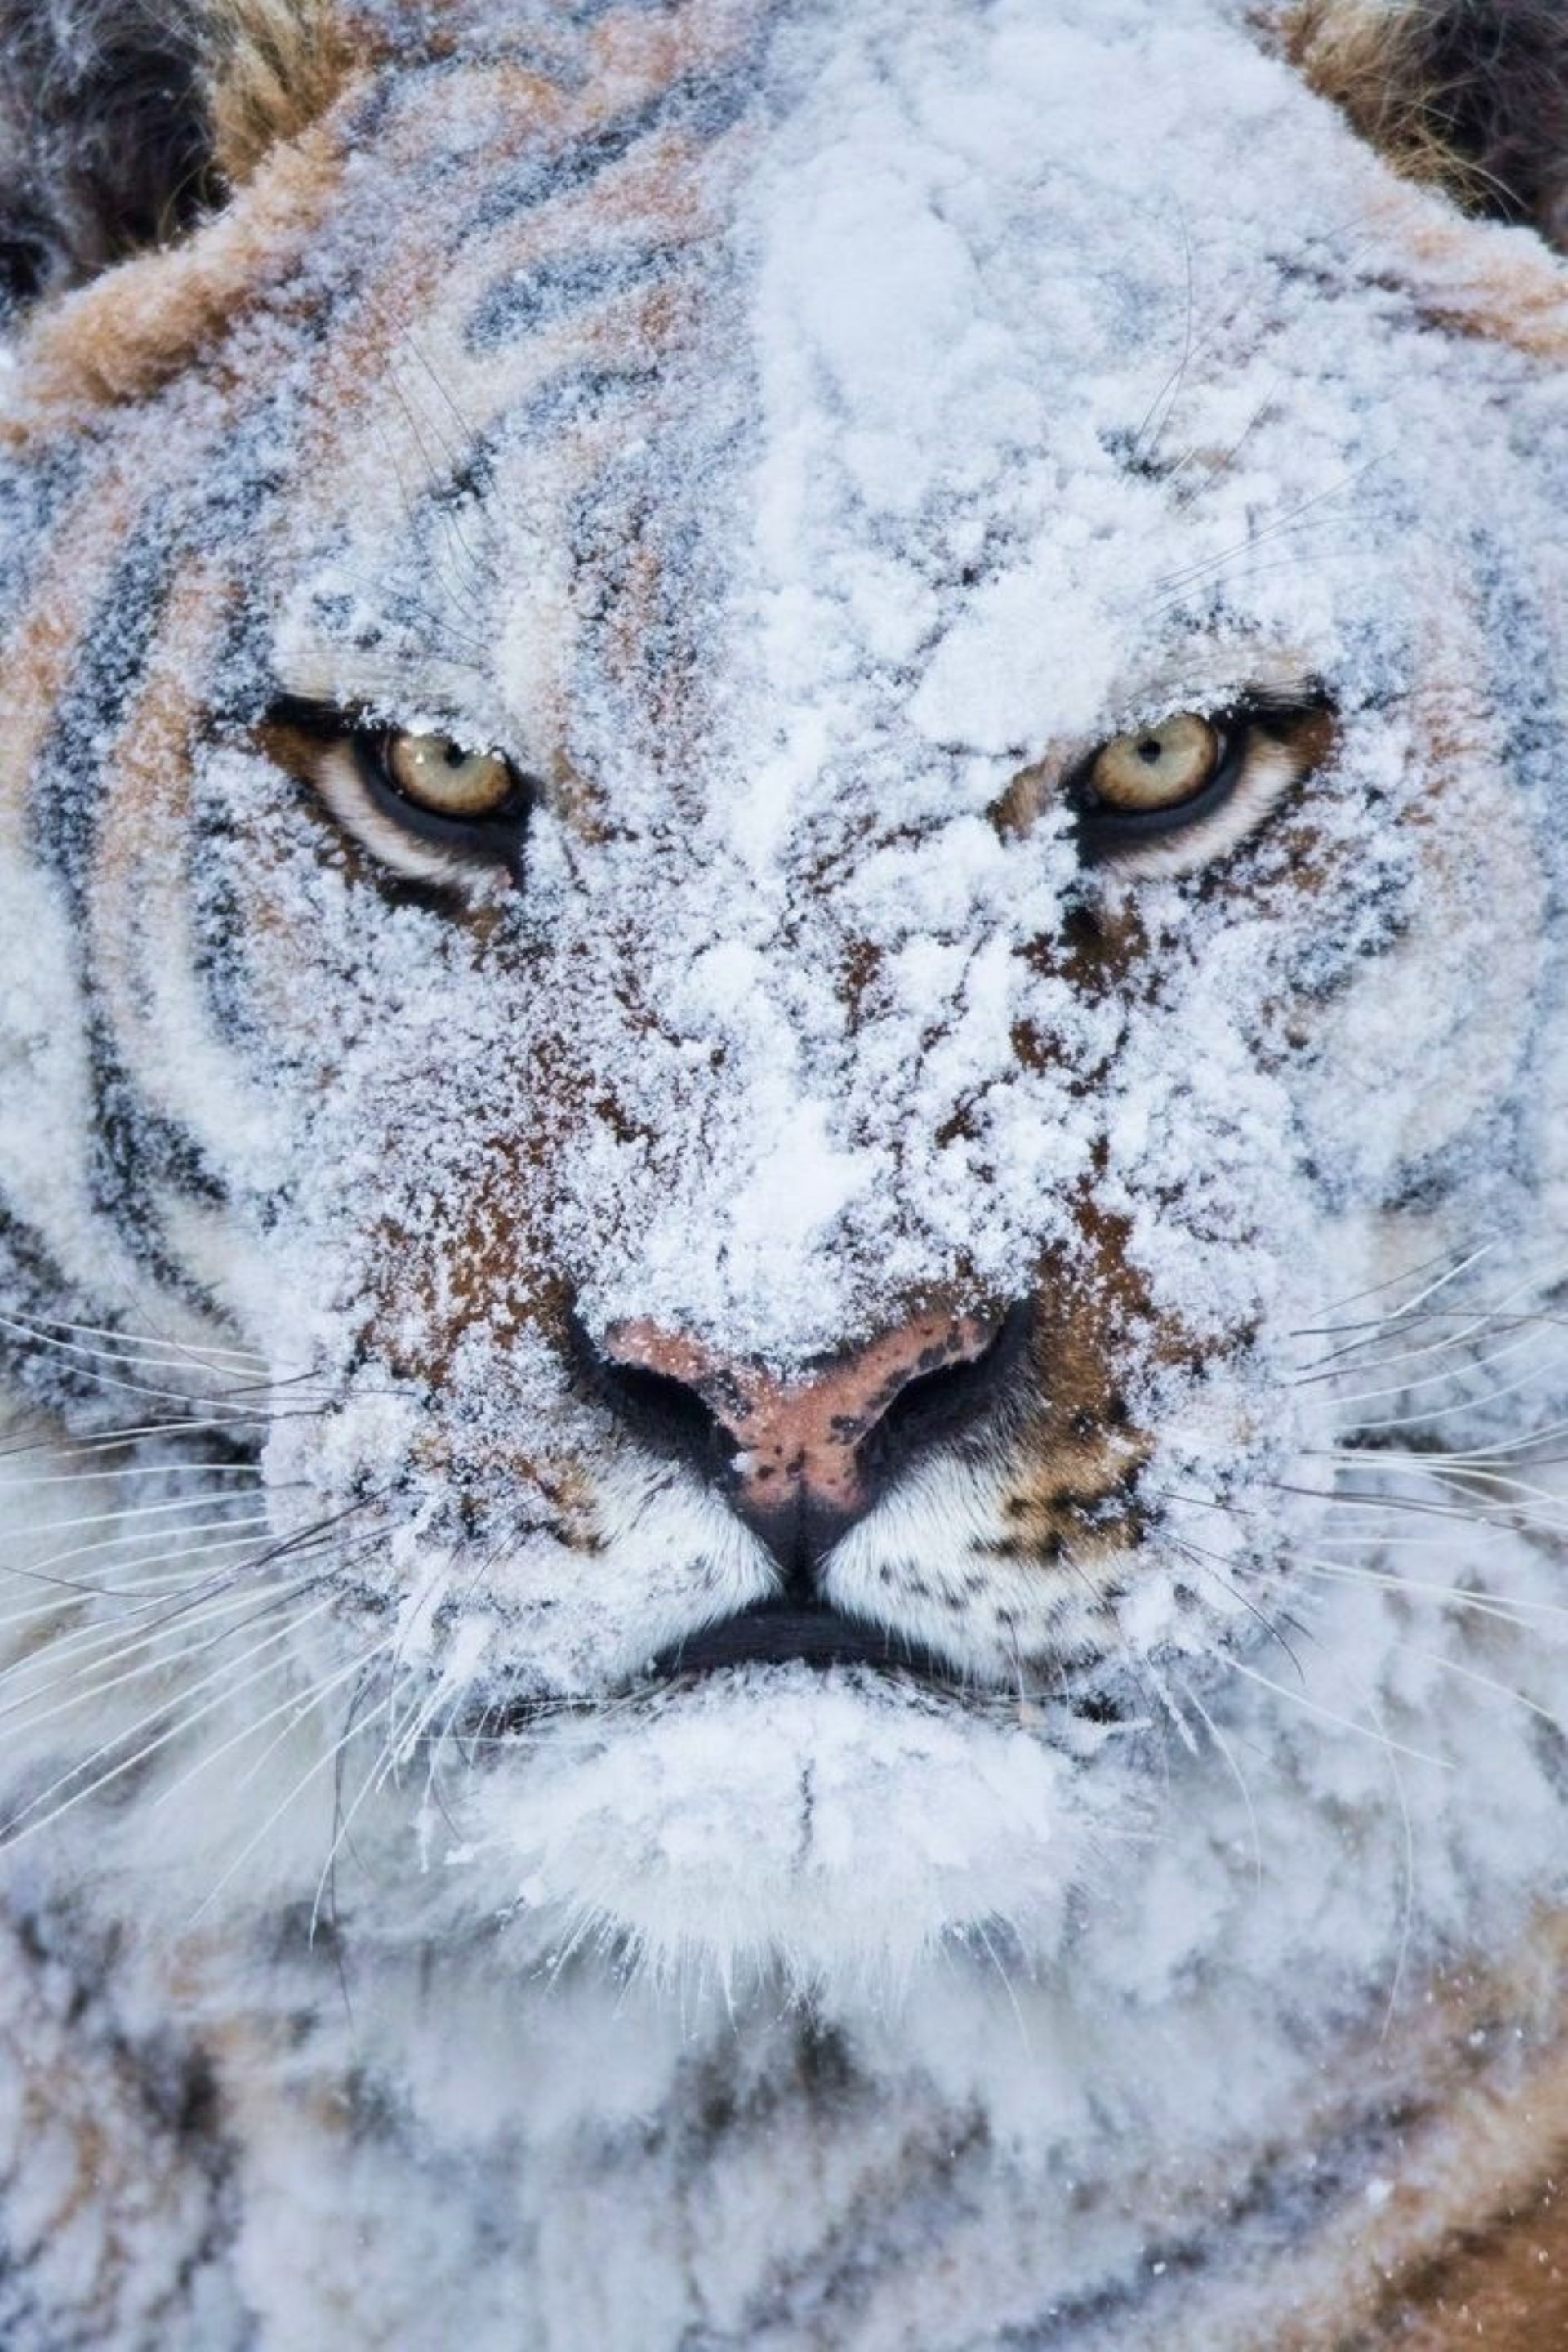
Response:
263,694,541,892
350,719,536,880
1062,688,1334,876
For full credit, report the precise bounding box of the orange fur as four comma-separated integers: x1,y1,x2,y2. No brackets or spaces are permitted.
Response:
205,0,365,188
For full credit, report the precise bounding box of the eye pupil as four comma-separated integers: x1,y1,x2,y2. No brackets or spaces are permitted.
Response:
1088,711,1220,815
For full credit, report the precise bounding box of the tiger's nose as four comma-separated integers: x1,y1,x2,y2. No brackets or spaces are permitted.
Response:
593,1307,1026,1566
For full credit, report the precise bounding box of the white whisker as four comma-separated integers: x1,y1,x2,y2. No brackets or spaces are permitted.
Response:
1291,1240,1500,1338
0,1460,265,1491
1313,1325,1556,1414
0,1548,290,1695
0,1486,269,1539
1177,1673,1264,1888
149,1601,374,1817
8,1313,270,1370
1225,1656,1450,1771
0,1562,240,1639
0,1579,324,1740
189,1648,402,1923
2,1508,272,1583
1319,1455,1568,1524
1290,1556,1568,1633
0,1601,338,1852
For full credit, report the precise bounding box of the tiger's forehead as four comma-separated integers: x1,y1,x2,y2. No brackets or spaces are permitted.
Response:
274,0,1503,818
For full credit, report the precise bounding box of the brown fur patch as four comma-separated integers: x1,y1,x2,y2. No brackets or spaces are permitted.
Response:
1374,179,1568,362
7,126,346,421
1285,4,1471,198
1368,2170,1568,2348
1252,1915,1568,2350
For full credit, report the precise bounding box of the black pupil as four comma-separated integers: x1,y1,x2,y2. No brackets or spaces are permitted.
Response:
442,743,468,768
1137,737,1165,765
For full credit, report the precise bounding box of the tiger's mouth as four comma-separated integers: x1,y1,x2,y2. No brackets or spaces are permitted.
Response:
646,1599,960,1683
467,1603,966,1740
470,1600,1134,1742
644,1606,1134,1727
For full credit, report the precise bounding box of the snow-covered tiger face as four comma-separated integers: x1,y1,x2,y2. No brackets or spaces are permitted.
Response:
2,0,1565,1976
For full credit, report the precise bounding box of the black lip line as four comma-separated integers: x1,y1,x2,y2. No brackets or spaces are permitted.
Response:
472,1608,962,1740
476,1610,1129,1738
647,1602,961,1686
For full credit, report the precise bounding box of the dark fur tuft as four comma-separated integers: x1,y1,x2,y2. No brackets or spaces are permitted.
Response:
1411,0,1568,241
1289,0,1568,250
0,0,214,310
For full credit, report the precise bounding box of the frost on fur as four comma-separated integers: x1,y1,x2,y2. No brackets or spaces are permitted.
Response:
0,0,1566,2345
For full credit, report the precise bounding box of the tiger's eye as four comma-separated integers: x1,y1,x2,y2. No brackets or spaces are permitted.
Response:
385,731,515,817
1089,714,1220,812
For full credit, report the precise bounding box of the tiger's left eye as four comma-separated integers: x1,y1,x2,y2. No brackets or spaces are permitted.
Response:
1088,714,1220,812
1055,688,1331,875
383,731,517,817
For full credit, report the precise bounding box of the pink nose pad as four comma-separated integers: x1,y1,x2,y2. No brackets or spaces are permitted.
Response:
602,1312,1002,1517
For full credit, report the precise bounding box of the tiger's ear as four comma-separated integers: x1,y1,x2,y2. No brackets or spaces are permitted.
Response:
0,0,355,311
1282,1,1568,250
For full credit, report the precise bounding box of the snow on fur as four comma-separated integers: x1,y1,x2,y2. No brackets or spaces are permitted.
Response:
0,0,1564,2343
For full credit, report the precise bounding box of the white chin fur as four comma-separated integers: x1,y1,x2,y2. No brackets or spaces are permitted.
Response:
461,1670,1094,1993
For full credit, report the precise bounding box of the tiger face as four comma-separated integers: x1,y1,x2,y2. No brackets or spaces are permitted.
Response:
1,0,1566,1992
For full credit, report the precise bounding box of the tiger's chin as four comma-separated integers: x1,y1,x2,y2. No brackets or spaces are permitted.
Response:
461,1668,1098,1993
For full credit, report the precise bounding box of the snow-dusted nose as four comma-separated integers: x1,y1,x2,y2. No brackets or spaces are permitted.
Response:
597,1308,1025,1569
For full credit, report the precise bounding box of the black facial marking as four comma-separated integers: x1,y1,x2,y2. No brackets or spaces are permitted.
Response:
20,515,225,1301
462,52,764,244
466,242,686,354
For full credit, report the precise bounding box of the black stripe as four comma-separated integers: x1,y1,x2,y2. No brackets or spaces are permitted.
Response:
379,359,665,550
0,443,91,642
466,240,686,354
494,358,666,452
185,791,263,1060
987,2091,1451,2346
183,596,291,1062
0,1202,105,1410
464,49,764,243
27,513,176,902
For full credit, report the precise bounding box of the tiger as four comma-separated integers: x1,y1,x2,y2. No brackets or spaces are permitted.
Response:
0,0,1565,2344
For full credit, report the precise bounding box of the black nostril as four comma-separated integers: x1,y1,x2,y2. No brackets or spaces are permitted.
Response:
866,1299,1033,1471
572,1333,733,1479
